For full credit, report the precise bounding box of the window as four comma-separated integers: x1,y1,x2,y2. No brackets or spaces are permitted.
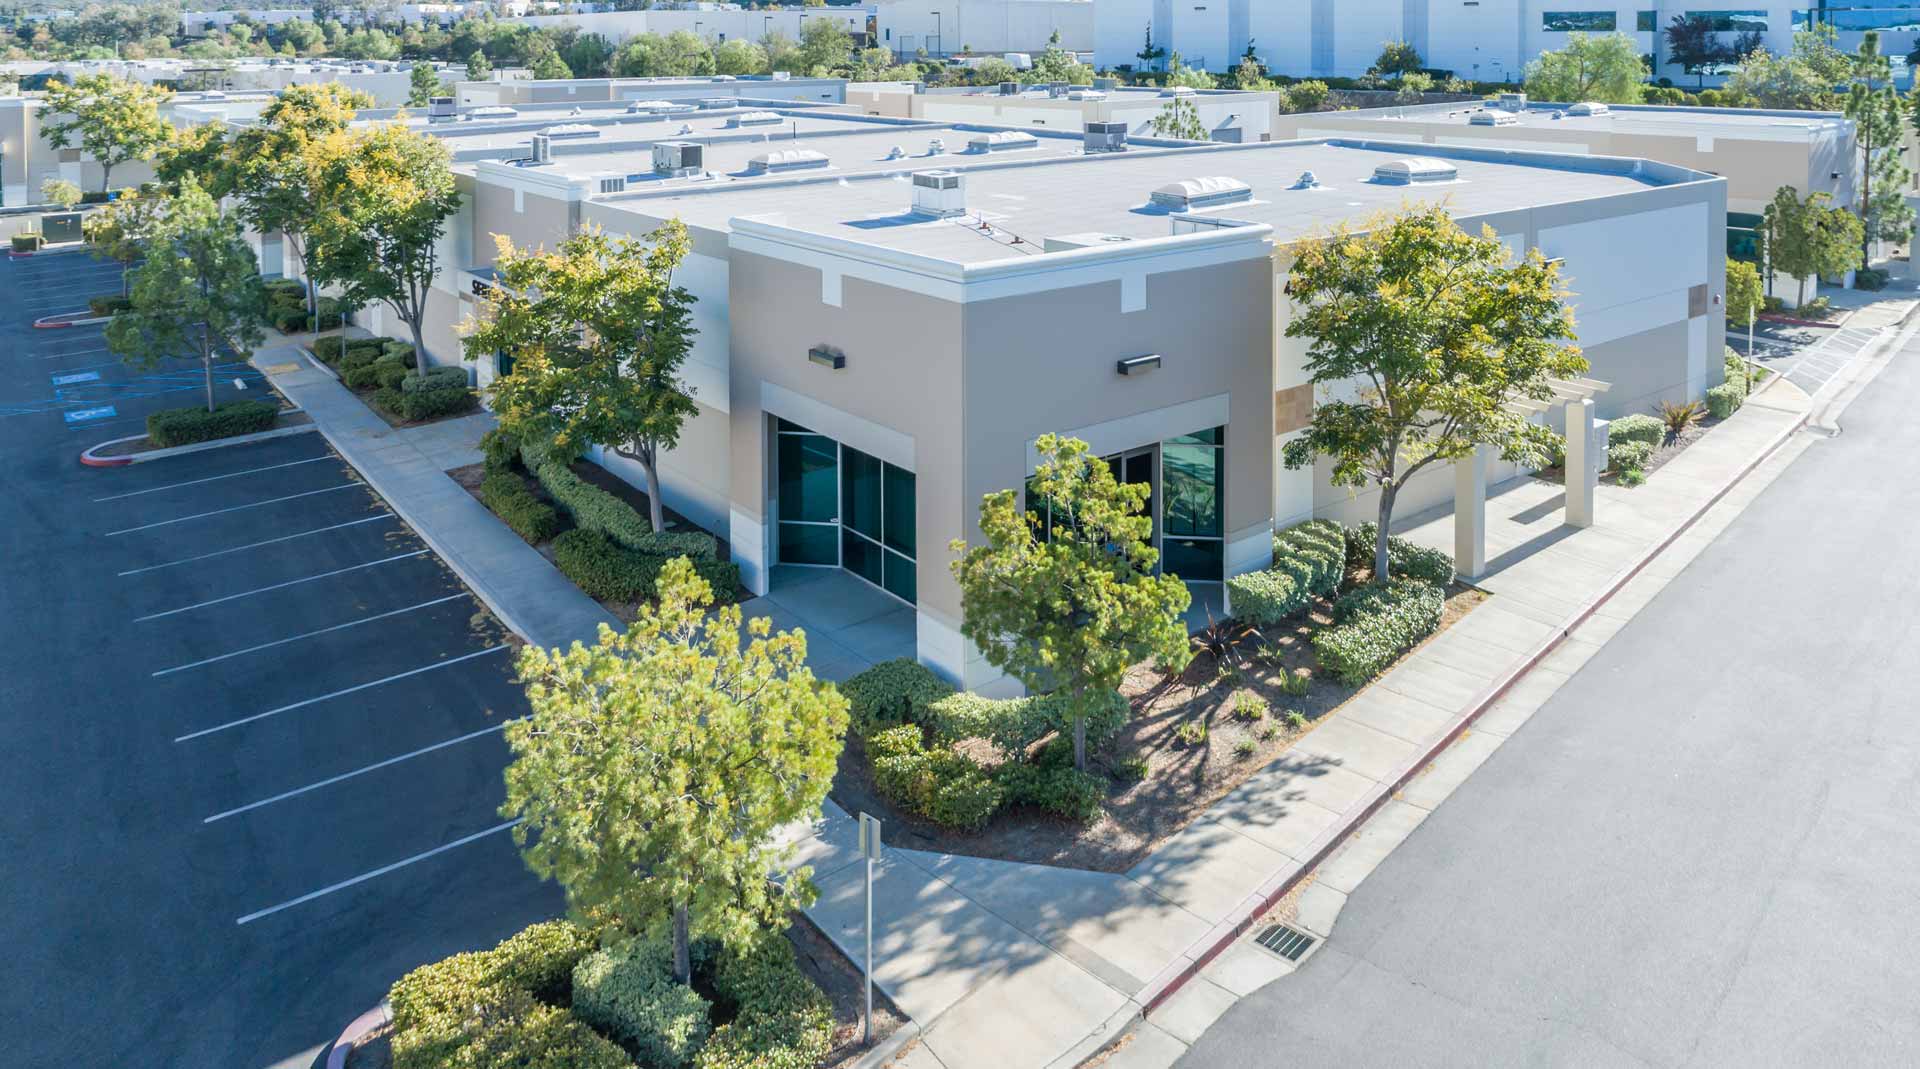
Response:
1637,9,1657,31
1685,9,1768,32
773,419,917,603
1160,427,1225,583
776,421,838,565
1542,11,1618,31
1794,7,1920,33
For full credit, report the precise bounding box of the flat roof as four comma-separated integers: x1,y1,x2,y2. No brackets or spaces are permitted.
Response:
595,137,1711,266
1360,100,1849,139
430,108,893,158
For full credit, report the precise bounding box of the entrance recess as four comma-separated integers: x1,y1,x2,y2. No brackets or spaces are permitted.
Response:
774,418,917,604
1025,426,1226,583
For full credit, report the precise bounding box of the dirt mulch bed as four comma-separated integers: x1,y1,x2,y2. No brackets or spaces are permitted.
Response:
449,460,746,624
343,914,903,1069
830,582,1486,874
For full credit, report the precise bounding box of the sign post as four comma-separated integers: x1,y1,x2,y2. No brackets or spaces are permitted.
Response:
857,812,882,1046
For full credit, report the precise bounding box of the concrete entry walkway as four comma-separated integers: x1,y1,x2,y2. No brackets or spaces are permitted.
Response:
742,565,918,682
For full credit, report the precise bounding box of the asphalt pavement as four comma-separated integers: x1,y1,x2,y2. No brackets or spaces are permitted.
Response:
0,252,560,1066
1177,326,1920,1064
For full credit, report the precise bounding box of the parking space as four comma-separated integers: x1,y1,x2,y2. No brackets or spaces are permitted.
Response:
1732,321,1882,398
0,256,558,1067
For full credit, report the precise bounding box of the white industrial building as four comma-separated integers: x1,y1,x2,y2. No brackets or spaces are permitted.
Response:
1094,2,1919,84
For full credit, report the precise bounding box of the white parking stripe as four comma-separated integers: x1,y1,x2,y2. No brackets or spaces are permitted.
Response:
153,594,468,676
134,550,429,621
234,820,522,925
204,722,513,823
175,645,511,742
93,455,334,502
105,483,362,536
116,514,394,576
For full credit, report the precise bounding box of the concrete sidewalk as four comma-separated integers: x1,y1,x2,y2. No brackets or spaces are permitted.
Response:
261,333,1841,1069
252,344,618,650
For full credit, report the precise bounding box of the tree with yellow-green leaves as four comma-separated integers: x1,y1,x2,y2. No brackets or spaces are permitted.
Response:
84,188,168,296
462,223,699,534
231,83,373,319
39,73,174,194
1281,205,1587,584
951,434,1191,772
501,559,848,986
306,121,462,380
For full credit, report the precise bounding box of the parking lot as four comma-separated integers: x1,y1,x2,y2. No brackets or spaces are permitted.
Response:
0,253,558,1066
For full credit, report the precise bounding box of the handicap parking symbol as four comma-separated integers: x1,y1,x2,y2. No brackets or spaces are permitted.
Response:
63,406,116,424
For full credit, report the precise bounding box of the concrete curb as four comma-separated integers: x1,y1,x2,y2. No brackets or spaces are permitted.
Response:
78,412,314,467
324,1001,391,1069
33,311,110,329
1135,399,1816,1021
1756,313,1842,330
851,1020,924,1069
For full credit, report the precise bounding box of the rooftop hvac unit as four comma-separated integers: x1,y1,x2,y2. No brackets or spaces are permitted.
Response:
1069,90,1107,101
427,95,456,123
998,81,1020,95
530,134,552,165
748,148,830,173
910,170,966,217
1496,91,1528,110
729,110,784,127
1469,109,1520,126
969,130,1039,152
652,140,704,177
698,98,734,109
1084,121,1127,153
1372,157,1458,184
1149,176,1252,211
596,174,628,195
1093,77,1119,91
1566,101,1611,116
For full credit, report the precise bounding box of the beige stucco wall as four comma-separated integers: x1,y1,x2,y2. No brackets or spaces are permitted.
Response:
469,184,578,268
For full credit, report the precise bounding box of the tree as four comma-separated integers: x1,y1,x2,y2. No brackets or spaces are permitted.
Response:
796,20,851,75
1726,259,1765,328
232,83,373,318
1148,93,1208,140
1763,186,1863,305
1163,51,1216,89
1281,206,1587,583
406,62,440,107
39,73,174,193
970,58,1017,85
153,122,235,200
307,122,463,381
502,559,847,985
464,224,700,534
1725,29,1847,111
105,179,267,414
466,48,492,80
714,39,768,76
1847,33,1913,261
85,189,167,296
1027,38,1093,85
1232,55,1274,92
40,177,81,209
1523,32,1647,104
1373,40,1423,77
1665,13,1730,87
951,434,1189,771
1137,23,1165,72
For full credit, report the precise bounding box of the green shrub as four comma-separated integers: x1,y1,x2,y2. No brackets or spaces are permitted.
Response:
531,458,720,560
1313,579,1445,686
922,689,1127,757
840,658,955,734
1608,413,1664,448
1226,567,1301,626
1705,381,1744,420
388,920,598,1069
1114,755,1150,782
339,348,378,373
1232,692,1268,721
1856,267,1888,291
995,761,1105,823
1347,523,1454,586
1608,438,1653,474
551,529,736,603
867,724,1004,832
1273,519,1345,598
1174,719,1207,746
87,294,131,316
12,233,44,251
482,427,519,474
374,353,412,389
345,337,390,358
405,365,469,392
384,340,418,364
146,400,278,448
269,305,309,333
696,937,835,1069
343,362,382,389
480,472,562,543
390,385,477,422
572,940,711,1068
311,335,346,362
451,998,632,1069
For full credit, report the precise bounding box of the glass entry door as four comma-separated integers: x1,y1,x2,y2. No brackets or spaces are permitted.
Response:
773,417,917,604
1106,446,1159,551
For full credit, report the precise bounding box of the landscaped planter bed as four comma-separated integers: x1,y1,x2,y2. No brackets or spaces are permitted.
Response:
308,333,478,429
829,521,1484,873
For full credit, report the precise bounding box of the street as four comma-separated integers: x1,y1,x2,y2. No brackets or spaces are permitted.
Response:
1177,330,1920,1063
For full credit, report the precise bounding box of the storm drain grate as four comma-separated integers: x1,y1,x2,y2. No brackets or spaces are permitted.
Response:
1254,923,1316,962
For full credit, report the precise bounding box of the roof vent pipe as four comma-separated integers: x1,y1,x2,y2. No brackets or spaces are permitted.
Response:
927,137,945,155
1293,170,1319,189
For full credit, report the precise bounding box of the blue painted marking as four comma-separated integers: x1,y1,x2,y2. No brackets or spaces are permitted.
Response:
51,371,101,385
63,405,117,424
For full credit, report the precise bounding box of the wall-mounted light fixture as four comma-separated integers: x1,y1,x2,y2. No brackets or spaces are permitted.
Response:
1117,354,1162,376
808,346,846,369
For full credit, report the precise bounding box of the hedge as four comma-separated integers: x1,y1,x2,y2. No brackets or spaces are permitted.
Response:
571,940,711,1068
342,363,381,389
1608,413,1663,448
695,937,835,1069
867,724,1005,832
311,335,346,362
87,294,132,316
373,353,412,389
1347,523,1454,586
1225,568,1302,626
923,689,1127,757
12,233,44,252
480,471,563,544
482,427,519,474
531,456,719,560
146,400,278,448
446,999,632,1069
839,658,955,735
1608,439,1653,474
375,384,476,422
995,758,1105,823
388,920,600,1069
405,365,470,392
552,528,739,604
1705,381,1745,420
1313,579,1446,686
1225,519,1347,625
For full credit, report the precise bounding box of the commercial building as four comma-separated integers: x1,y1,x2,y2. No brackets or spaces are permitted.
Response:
0,57,438,106
1093,2,1919,84
512,0,1094,58
847,81,1283,143
387,106,1724,691
453,73,849,110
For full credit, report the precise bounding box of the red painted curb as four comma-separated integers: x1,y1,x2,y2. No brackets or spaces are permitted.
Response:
1757,313,1843,329
78,451,132,468
326,1003,390,1069
1138,403,1815,1019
